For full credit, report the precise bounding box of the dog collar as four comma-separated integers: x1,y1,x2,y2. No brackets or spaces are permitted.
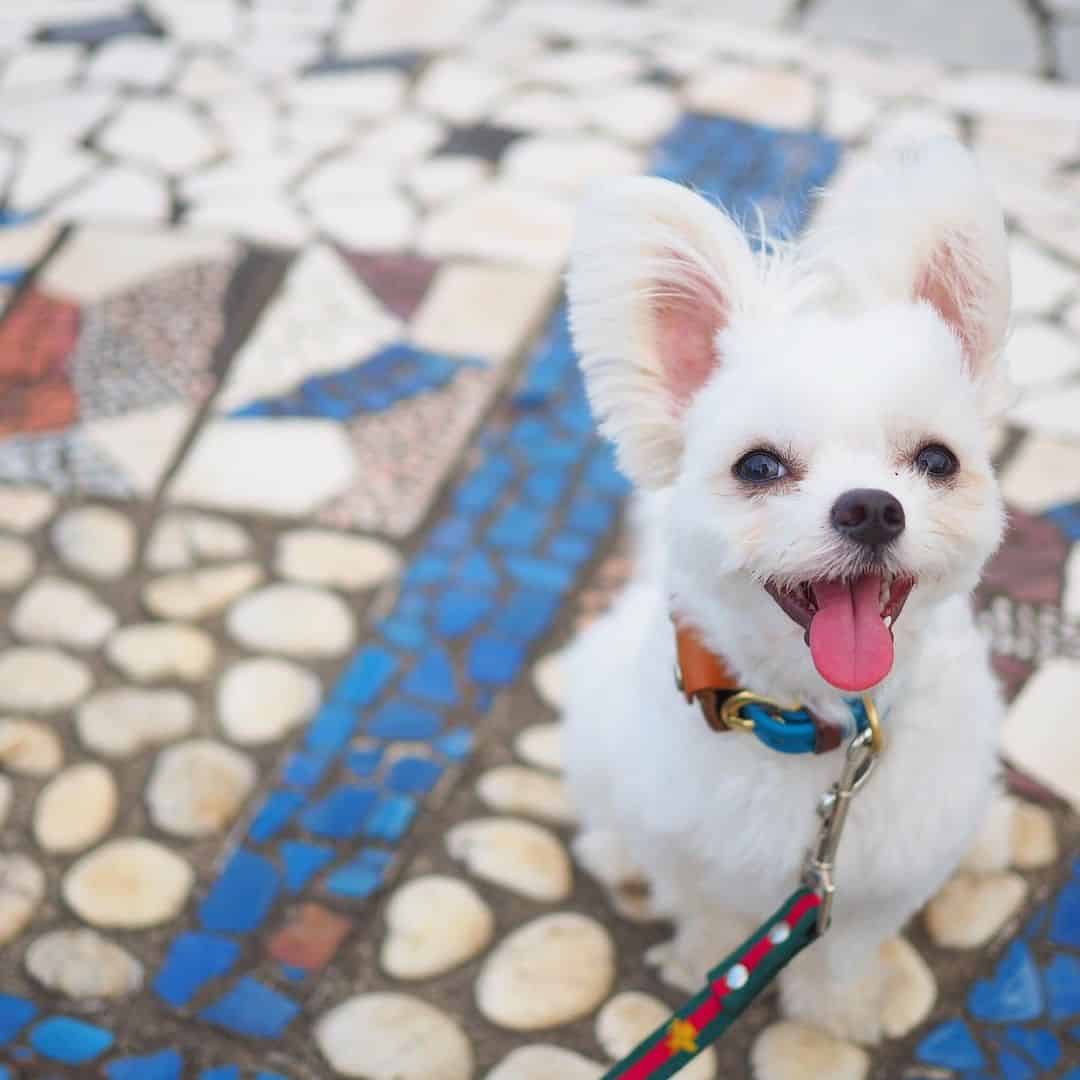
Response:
673,621,878,755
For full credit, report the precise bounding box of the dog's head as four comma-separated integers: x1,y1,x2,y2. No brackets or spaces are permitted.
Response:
568,139,1010,694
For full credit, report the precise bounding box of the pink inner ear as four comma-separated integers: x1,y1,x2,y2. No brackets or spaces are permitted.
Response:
652,265,727,412
915,238,985,372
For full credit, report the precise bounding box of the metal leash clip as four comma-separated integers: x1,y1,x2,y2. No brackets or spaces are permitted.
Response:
802,700,882,934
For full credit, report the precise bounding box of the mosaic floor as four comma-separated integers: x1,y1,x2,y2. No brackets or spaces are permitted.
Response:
1,2,1080,1078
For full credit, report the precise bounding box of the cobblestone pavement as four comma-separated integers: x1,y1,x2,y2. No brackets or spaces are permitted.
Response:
1,2,1080,1079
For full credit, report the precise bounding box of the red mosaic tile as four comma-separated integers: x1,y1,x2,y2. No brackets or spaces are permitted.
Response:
980,507,1069,607
266,903,351,972
0,377,79,437
341,252,440,321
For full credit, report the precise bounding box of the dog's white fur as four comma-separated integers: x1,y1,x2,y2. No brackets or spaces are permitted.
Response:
562,139,1012,1049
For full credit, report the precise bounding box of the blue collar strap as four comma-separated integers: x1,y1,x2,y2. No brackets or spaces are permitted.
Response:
723,692,876,755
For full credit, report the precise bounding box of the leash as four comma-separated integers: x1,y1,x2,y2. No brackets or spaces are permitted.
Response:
602,628,884,1080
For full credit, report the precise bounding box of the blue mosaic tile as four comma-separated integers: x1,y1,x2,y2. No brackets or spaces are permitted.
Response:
280,840,334,893
488,505,546,549
198,978,299,1039
548,533,593,565
332,646,399,707
524,466,571,505
970,942,1044,1022
325,848,393,899
304,703,361,753
200,1068,240,1080
430,516,473,550
281,750,333,790
248,790,305,843
1045,954,1080,1020
456,551,500,588
105,1049,183,1080
454,458,513,514
435,589,494,637
584,447,631,495
387,756,444,794
998,1049,1036,1079
279,964,307,982
0,994,36,1044
405,552,450,585
301,785,378,839
468,634,526,685
346,745,384,777
435,727,474,760
153,933,240,1008
367,700,442,740
1004,1026,1061,1068
364,794,417,842
567,495,617,535
506,555,574,593
1050,867,1080,947
1045,501,1080,541
917,1019,987,1070
489,589,560,643
199,849,281,933
401,646,458,705
380,616,428,649
30,1017,114,1064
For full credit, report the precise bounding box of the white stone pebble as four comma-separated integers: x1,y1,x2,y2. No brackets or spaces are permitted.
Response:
502,134,642,198
477,766,577,825
76,687,195,758
217,656,321,744
405,155,490,208
752,1021,869,1080
0,535,34,589
447,818,572,902
106,623,216,682
276,529,402,590
0,777,11,829
143,562,264,620
0,853,45,945
51,505,135,580
145,511,253,570
476,913,615,1030
0,717,63,775
34,762,118,854
924,871,1029,949
146,739,257,837
26,928,143,998
316,993,473,1080
381,875,494,980
226,583,355,657
11,576,117,649
598,993,717,1079
531,651,565,709
0,485,55,533
0,647,92,711
515,723,562,771
485,1045,606,1080
63,838,194,929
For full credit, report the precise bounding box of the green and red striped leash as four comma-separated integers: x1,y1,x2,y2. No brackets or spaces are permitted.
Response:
602,712,883,1080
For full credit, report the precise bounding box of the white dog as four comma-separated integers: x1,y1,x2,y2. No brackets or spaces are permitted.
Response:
562,139,1013,1064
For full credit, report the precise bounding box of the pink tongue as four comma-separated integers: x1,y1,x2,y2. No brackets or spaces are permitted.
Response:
808,574,894,692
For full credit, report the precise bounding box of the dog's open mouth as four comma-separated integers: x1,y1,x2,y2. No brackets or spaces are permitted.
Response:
765,573,915,693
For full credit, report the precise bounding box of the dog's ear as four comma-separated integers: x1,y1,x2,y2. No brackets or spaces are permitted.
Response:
567,177,759,489
807,138,1010,386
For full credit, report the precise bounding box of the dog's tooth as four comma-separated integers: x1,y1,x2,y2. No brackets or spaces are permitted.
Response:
884,615,893,629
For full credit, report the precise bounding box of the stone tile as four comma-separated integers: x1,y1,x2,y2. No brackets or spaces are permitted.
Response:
358,111,447,162
205,93,276,155
285,69,407,117
872,104,963,147
76,687,194,758
310,196,418,253
752,1021,869,1080
8,139,99,214
0,534,34,590
1065,544,1080,620
1009,383,1080,442
804,0,1041,72
0,483,56,532
51,504,134,579
267,902,351,972
0,717,63,776
1000,436,1080,511
184,195,312,248
106,622,216,683
86,35,178,86
528,45,642,88
582,82,681,146
414,57,506,126
218,656,321,745
502,133,643,198
0,853,45,945
339,0,496,55
11,575,117,649
276,529,401,590
0,43,82,88
145,0,239,42
143,562,263,621
98,99,220,176
297,156,397,207
341,252,441,321
1055,22,1080,82
494,88,587,133
1003,658,1080,810
1010,237,1077,317
685,65,817,128
25,929,142,999
598,992,717,1080
181,152,314,203
409,261,557,364
938,71,1080,120
145,511,252,570
447,818,572,901
0,219,60,278
0,645,93,711
49,164,170,223
226,583,355,658
487,1045,605,1079
0,87,115,141
33,761,117,853
1007,321,1080,387
974,114,1080,171
924,871,1029,948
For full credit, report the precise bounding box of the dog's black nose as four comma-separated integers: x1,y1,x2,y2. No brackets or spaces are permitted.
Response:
831,489,906,548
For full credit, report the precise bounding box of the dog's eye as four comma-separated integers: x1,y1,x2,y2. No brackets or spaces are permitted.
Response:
915,443,959,479
735,450,787,485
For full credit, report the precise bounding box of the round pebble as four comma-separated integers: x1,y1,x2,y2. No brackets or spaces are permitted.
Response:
106,623,215,682
145,511,252,570
226,583,355,657
485,1045,606,1080
0,646,93,711
0,776,12,829
0,717,63,775
276,528,402,590
476,912,614,1030
924,871,1028,949
515,722,562,771
597,992,717,1080
381,875,494,980
51,505,135,579
76,687,195,758
447,818,572,902
11,576,117,649
0,535,34,589
145,739,256,837
63,838,194,929
0,853,45,944
1011,802,1059,868
476,766,576,826
26,928,143,998
751,1021,869,1080
880,938,937,1039
0,484,55,533
143,562,263,620
34,762,118,854
316,993,473,1080
217,656,321,744
531,651,564,709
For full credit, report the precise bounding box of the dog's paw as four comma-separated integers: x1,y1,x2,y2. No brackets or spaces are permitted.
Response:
879,938,936,1039
924,870,1028,949
751,1021,869,1080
